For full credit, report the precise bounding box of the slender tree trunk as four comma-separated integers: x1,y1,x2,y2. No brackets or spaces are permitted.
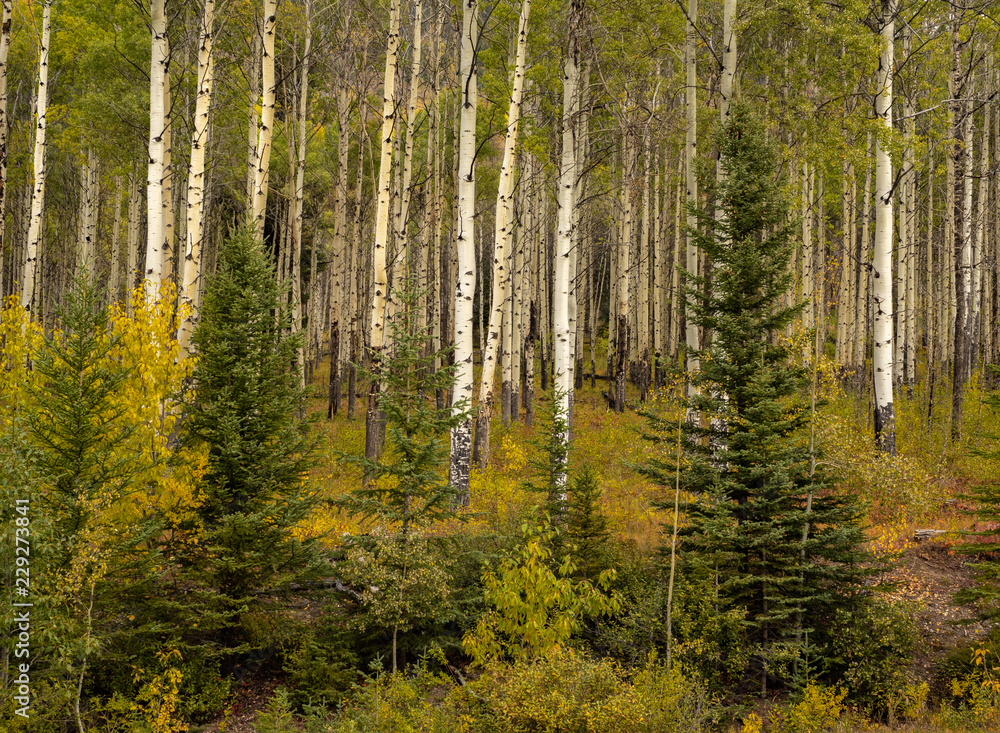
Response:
474,0,530,468
684,0,699,410
178,0,215,356
251,0,277,240
872,0,896,454
21,0,52,314
0,0,11,294
450,0,479,500
552,0,582,489
366,0,401,464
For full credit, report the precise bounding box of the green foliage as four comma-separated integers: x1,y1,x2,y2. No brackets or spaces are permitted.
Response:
283,611,359,710
0,281,166,730
181,224,323,650
775,683,847,733
826,598,917,717
256,687,296,733
463,518,621,665
566,464,613,581
336,280,468,532
472,649,714,733
640,104,872,684
954,380,1000,621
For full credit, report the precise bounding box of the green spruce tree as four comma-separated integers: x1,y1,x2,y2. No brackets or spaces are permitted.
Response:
640,104,870,689
183,225,322,648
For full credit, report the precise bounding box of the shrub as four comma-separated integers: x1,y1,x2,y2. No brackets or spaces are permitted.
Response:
825,597,917,717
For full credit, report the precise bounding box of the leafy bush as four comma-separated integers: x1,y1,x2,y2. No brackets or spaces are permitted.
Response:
473,648,713,733
282,606,359,709
825,597,917,717
775,683,846,733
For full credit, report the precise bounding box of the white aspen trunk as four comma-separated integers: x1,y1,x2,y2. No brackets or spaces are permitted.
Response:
328,87,351,418
393,0,423,296
669,155,682,357
246,32,260,212
872,0,896,454
653,149,664,385
251,0,277,240
77,149,98,279
836,160,853,366
802,161,814,334
108,175,124,302
126,171,140,313
178,0,215,357
21,0,51,314
474,0,530,467
614,136,633,414
143,0,168,302
638,133,651,402
162,51,174,284
366,0,400,463
951,7,971,438
0,0,11,290
684,0,699,407
854,138,872,378
973,82,987,371
291,2,313,385
450,0,479,498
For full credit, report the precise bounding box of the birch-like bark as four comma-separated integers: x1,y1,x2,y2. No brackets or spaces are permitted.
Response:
392,0,423,304
951,6,971,439
684,0,699,409
450,0,479,498
473,0,530,468
555,4,582,465
366,0,400,463
0,0,11,289
614,136,632,414
291,2,312,384
77,149,98,280
250,0,277,240
854,137,872,381
108,175,124,302
21,0,51,314
328,87,350,418
872,0,896,454
178,0,215,357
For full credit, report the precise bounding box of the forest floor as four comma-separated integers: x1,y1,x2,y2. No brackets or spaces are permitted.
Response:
883,540,987,691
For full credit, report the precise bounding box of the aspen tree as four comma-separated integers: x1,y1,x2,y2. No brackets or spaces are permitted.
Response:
450,0,479,498
474,0,531,467
854,137,872,383
392,0,423,311
291,1,313,385
0,0,11,283
614,136,633,414
108,175,124,302
951,6,971,439
872,0,896,454
76,149,98,280
366,0,400,462
329,87,350,419
21,0,52,315
684,0,700,408
179,0,216,357
251,0,277,240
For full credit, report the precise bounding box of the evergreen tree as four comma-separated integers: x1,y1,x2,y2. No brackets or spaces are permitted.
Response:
337,279,468,534
639,104,870,687
183,225,322,645
566,465,612,581
955,381,1000,619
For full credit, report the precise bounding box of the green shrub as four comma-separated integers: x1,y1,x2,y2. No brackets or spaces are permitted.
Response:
283,614,359,710
473,648,713,733
825,597,917,717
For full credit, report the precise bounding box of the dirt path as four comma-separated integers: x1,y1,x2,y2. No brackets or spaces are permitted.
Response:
882,541,988,686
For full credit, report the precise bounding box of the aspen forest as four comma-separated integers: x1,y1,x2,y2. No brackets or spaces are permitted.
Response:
11,0,1000,730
